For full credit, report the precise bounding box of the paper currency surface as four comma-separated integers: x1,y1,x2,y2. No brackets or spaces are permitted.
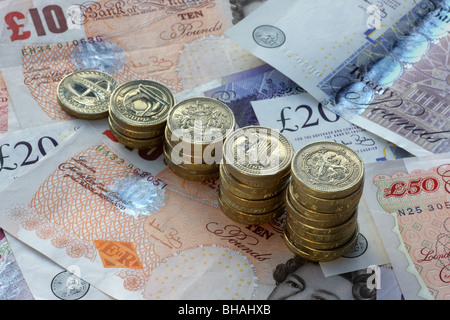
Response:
364,152,450,300
0,122,381,300
5,232,113,300
0,0,263,128
0,120,81,190
0,73,8,132
205,64,411,160
0,123,290,299
227,0,450,156
0,229,34,300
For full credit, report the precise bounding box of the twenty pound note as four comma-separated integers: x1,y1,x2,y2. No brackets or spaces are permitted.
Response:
227,0,450,156
363,152,450,300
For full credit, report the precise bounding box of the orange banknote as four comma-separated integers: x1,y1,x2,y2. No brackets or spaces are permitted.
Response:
365,153,450,300
0,123,293,300
0,0,263,128
0,72,8,132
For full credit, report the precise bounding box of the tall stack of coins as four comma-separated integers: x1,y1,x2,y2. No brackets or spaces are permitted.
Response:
108,80,175,149
284,141,364,262
219,126,293,225
57,70,118,120
164,97,235,181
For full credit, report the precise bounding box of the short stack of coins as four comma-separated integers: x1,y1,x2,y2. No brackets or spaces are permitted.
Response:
57,70,119,120
164,97,235,181
219,126,293,225
108,80,175,149
284,141,364,262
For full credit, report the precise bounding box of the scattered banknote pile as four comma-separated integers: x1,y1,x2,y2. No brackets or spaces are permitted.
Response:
284,141,364,262
219,126,293,225
0,0,448,301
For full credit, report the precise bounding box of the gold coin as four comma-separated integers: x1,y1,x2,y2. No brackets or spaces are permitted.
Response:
109,119,164,149
285,215,357,243
219,165,288,200
219,185,285,214
167,97,235,147
109,113,165,139
289,181,362,214
223,126,293,187
285,205,358,236
283,224,359,262
291,141,364,199
110,79,175,131
285,190,356,228
284,219,357,250
218,194,285,225
57,70,118,119
163,143,219,173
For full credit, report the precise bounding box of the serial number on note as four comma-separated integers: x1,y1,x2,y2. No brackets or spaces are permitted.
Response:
21,36,104,57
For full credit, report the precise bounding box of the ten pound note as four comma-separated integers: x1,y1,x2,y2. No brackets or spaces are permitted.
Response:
0,123,297,300
227,0,450,156
0,0,263,129
364,152,450,300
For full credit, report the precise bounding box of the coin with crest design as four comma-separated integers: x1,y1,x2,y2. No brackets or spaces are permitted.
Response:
166,97,235,146
57,70,118,119
291,141,364,199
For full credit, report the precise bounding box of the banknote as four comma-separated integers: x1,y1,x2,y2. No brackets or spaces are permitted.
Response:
227,0,449,156
0,0,263,128
5,231,113,300
0,122,384,300
0,72,8,132
204,64,411,159
0,120,81,191
0,228,34,300
0,123,290,300
363,152,450,300
252,93,406,163
0,119,113,300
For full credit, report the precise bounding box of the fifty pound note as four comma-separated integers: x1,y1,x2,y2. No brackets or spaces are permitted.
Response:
0,123,295,300
227,0,450,156
363,153,450,300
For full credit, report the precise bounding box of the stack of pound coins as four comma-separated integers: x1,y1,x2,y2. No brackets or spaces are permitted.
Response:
163,97,236,181
284,141,364,262
108,80,175,149
57,70,119,120
219,126,293,225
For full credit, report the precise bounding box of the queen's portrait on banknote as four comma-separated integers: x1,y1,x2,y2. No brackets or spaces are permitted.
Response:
267,255,376,300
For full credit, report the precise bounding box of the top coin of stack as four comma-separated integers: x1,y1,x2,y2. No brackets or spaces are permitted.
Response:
108,80,175,149
219,126,293,225
164,97,235,181
57,70,119,120
283,141,364,262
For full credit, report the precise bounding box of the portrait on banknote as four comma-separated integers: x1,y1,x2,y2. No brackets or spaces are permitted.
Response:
267,255,376,300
